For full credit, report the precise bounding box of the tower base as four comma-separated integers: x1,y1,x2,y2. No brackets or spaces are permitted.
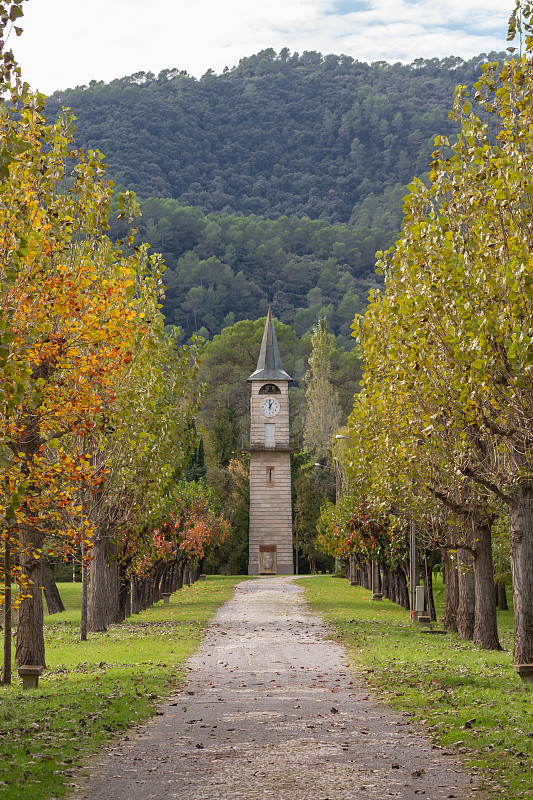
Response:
248,562,294,576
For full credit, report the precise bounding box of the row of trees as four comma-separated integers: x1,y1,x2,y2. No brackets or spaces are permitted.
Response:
318,5,533,665
0,1,227,680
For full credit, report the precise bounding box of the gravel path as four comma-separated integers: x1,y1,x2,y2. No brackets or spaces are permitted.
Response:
72,577,479,800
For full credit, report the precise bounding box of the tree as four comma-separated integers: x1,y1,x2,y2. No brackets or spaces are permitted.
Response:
84,317,202,633
0,1,204,667
133,479,229,600
339,6,533,659
293,464,334,573
203,457,249,575
303,318,342,458
0,108,152,665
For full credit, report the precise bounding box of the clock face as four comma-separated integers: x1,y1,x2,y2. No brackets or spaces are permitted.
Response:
261,397,280,417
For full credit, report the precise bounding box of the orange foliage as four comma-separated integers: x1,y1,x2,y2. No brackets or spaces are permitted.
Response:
0,94,149,583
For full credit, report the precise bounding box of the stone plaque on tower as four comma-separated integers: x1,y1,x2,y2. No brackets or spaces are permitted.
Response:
247,308,293,575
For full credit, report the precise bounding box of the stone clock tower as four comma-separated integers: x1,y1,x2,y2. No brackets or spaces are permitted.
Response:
247,308,293,575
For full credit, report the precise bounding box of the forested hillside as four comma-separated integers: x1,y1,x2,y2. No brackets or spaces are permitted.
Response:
46,50,505,226
111,199,388,345
47,49,507,342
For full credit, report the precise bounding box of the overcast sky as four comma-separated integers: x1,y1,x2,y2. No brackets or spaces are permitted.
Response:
11,0,511,95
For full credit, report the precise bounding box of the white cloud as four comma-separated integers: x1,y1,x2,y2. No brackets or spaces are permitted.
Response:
12,0,511,94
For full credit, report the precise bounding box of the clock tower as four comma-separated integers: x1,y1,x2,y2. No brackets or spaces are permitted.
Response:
247,308,293,575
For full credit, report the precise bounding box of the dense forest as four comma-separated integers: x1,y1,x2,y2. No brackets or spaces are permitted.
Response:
46,50,505,225
47,49,507,343
110,200,388,346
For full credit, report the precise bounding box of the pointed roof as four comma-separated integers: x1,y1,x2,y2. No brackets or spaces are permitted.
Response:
248,307,292,382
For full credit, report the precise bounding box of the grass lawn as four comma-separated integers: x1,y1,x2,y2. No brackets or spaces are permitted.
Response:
0,576,246,800
298,574,532,800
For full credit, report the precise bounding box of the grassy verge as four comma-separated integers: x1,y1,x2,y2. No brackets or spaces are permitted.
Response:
298,575,532,800
0,576,246,800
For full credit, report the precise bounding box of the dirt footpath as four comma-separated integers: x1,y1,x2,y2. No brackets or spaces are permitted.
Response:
72,577,479,800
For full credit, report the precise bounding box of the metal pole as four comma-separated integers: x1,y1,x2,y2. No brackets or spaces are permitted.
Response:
334,459,343,574
334,458,341,502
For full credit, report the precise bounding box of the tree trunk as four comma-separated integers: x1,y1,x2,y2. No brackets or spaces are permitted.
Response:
104,538,121,625
390,569,398,604
471,515,501,650
119,564,131,621
152,564,164,604
15,522,45,667
131,576,141,614
2,531,12,684
496,581,509,611
457,546,475,640
372,561,382,594
382,565,390,599
398,566,410,609
422,554,437,622
509,489,533,664
442,549,459,632
139,577,147,610
88,533,108,632
42,560,65,615
88,530,122,631
174,560,185,591
168,564,176,592
362,562,370,590
13,410,51,667
80,543,88,642
141,576,153,610
160,566,169,595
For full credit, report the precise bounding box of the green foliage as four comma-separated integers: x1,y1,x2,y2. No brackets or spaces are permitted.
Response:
207,405,240,468
184,436,207,482
339,7,533,660
303,318,342,458
329,346,363,422
301,576,530,800
203,458,250,575
45,52,507,225
293,460,334,573
109,200,385,346
42,51,508,348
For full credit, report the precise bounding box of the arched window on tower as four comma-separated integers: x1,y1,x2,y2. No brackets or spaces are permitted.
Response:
259,383,281,395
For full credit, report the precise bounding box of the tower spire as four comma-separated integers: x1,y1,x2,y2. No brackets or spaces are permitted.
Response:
248,306,292,382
